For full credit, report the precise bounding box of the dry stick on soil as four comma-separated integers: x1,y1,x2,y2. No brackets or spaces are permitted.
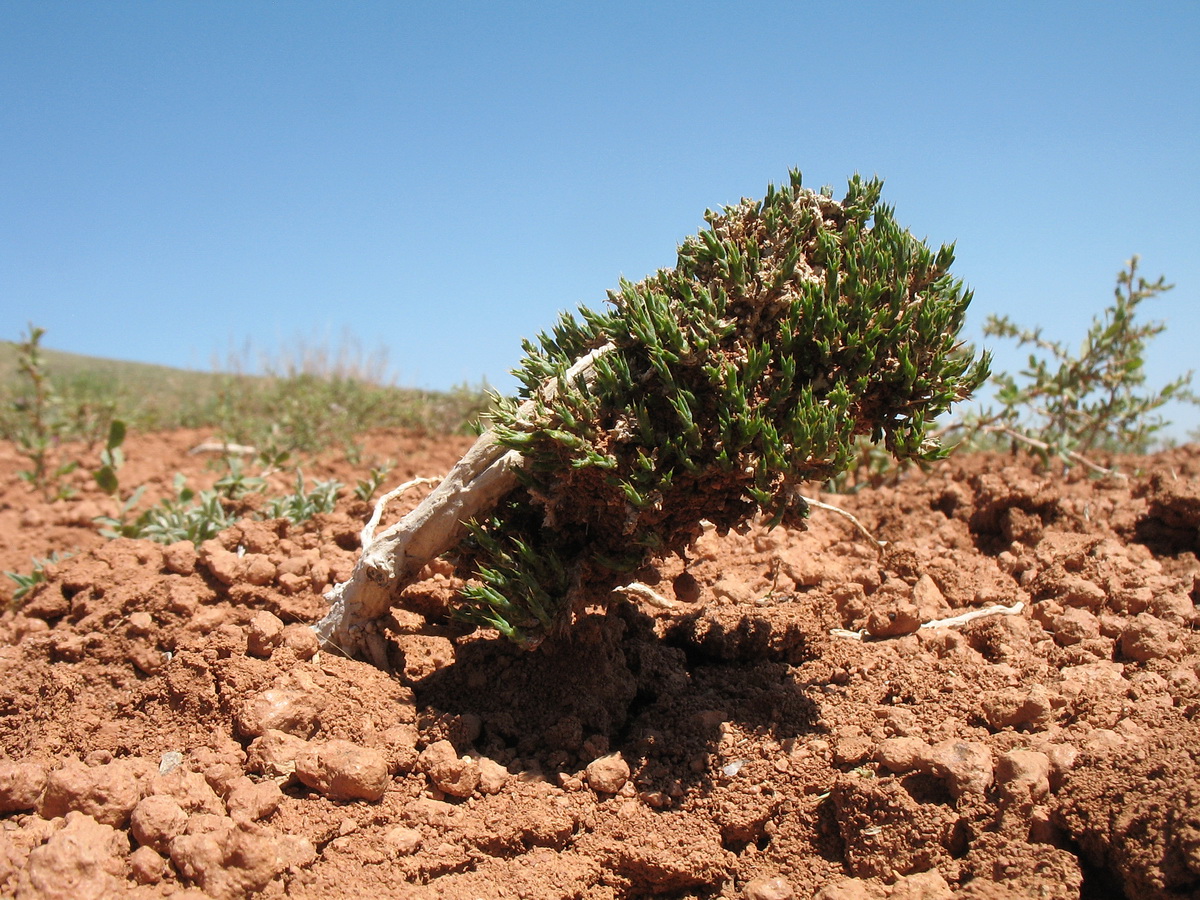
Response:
829,600,1026,640
314,173,989,660
797,493,887,552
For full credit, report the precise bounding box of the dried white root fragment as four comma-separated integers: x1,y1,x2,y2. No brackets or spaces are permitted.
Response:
613,581,676,609
831,601,1025,640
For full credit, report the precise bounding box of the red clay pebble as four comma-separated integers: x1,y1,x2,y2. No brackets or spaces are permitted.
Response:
225,777,283,825
1050,607,1101,646
995,749,1050,800
128,844,167,885
585,752,631,794
235,688,324,739
245,610,284,657
476,756,510,794
161,540,198,575
888,870,953,899
198,540,241,585
418,740,480,798
21,811,128,900
278,623,320,660
169,819,287,900
241,554,276,586
873,737,926,774
865,598,922,638
296,739,391,802
38,759,142,827
246,729,309,780
0,759,49,812
146,766,225,815
813,880,879,900
130,794,188,853
744,874,794,899
980,684,1056,730
919,740,993,798
1119,613,1178,662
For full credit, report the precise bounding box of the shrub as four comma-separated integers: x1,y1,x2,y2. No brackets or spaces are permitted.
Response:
318,172,989,653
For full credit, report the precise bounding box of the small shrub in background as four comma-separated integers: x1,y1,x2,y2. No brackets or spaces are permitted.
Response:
7,326,81,500
958,255,1196,465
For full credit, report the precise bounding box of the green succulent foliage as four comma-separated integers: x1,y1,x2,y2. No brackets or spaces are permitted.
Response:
458,172,989,646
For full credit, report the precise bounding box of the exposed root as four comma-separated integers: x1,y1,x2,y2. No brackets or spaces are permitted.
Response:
360,476,442,549
831,600,1026,640
799,494,887,552
613,581,676,609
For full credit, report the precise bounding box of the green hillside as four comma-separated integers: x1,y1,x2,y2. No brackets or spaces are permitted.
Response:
0,337,490,453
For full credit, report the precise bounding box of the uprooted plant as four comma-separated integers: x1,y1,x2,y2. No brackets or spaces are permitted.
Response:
315,172,990,661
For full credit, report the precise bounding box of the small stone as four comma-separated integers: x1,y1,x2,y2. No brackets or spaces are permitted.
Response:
246,729,310,781
1120,613,1178,662
980,684,1056,730
126,611,155,636
585,752,631,794
888,869,952,899
246,610,285,657
130,795,188,854
0,759,49,812
225,777,283,825
199,540,241,586
241,554,277,586
39,759,142,828
162,541,198,576
1055,576,1106,610
418,740,480,798
129,845,167,884
146,767,225,815
865,599,921,638
296,740,391,802
476,756,510,794
23,811,127,900
995,749,1050,800
235,688,324,739
169,820,286,900
384,826,423,856
813,879,875,900
919,740,993,798
1050,607,1101,646
912,574,948,618
744,874,794,899
279,624,320,660
874,737,926,774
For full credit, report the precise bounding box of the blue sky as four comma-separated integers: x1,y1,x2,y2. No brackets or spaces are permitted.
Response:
3,2,1198,434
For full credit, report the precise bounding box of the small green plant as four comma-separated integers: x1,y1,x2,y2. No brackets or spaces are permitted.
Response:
213,456,268,500
353,462,393,502
9,326,79,500
4,552,72,604
262,472,343,523
98,474,233,544
956,256,1196,466
90,419,148,535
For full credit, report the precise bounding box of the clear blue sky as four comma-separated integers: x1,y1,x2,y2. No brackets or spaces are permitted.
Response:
3,2,1198,434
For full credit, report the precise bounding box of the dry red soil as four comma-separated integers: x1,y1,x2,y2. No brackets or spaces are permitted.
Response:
2,428,1199,900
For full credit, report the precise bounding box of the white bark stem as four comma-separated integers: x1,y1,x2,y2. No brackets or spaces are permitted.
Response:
314,342,615,658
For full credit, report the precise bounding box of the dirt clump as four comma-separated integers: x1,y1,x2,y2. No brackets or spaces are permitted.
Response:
1,430,1199,898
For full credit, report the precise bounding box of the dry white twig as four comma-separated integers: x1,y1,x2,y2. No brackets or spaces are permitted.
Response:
360,476,441,549
613,581,676,609
799,493,886,552
189,441,257,456
314,342,616,659
831,600,1025,640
